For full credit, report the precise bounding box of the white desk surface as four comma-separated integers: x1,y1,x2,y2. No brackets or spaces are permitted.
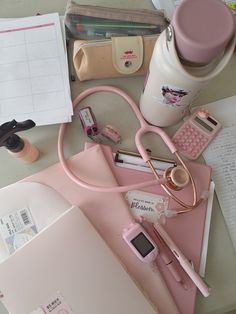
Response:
0,1,236,314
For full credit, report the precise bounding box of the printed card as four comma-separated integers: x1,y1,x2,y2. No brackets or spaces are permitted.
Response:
0,207,38,254
31,292,74,314
125,190,169,223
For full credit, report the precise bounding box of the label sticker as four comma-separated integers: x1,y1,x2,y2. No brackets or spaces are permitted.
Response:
31,292,74,314
0,207,37,254
160,85,188,108
125,190,169,223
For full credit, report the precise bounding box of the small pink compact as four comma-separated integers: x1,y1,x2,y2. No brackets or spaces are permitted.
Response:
172,0,235,64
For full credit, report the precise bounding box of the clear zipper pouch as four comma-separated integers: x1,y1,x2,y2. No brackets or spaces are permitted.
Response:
73,35,158,81
65,1,167,40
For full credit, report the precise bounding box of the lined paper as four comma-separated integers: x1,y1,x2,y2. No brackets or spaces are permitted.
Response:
203,126,236,251
0,13,72,126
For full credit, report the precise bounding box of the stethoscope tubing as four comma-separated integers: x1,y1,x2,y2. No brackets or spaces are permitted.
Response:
58,85,204,210
58,85,166,192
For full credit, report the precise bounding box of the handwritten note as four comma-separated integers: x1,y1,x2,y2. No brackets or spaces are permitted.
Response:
0,13,72,126
203,126,236,251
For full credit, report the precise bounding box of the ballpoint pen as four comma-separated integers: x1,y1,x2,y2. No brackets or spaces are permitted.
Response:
66,38,76,82
153,222,210,297
140,219,188,289
114,150,175,174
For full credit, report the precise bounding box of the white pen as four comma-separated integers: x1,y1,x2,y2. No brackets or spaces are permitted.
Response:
114,157,165,175
153,222,210,297
115,151,175,171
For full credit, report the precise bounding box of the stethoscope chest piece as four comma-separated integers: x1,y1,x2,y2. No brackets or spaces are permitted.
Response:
164,165,190,191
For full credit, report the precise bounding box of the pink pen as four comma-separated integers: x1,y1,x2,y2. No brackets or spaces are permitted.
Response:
139,218,186,287
152,228,186,285
153,222,210,297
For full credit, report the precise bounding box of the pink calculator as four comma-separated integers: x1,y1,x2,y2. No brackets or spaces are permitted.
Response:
172,108,222,160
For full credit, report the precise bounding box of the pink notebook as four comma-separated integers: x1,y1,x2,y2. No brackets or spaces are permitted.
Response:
85,143,212,314
23,144,179,314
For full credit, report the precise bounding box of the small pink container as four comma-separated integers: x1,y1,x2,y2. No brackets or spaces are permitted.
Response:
172,0,235,64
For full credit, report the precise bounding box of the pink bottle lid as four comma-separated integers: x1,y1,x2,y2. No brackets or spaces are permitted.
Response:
172,0,235,64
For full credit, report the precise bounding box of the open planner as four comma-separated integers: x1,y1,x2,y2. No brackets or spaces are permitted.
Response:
0,13,73,125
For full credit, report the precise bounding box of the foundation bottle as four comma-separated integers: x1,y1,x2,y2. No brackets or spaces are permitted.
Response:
0,119,39,163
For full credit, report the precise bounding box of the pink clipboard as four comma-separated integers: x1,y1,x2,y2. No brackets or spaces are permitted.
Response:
85,142,212,314
23,144,179,314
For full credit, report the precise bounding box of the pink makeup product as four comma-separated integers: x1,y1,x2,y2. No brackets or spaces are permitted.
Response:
0,119,39,163
153,222,210,297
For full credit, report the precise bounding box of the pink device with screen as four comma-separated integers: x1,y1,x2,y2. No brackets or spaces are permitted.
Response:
172,108,222,160
122,222,158,263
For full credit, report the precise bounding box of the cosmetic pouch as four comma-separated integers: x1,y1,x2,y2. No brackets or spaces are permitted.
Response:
65,1,167,40
73,35,158,81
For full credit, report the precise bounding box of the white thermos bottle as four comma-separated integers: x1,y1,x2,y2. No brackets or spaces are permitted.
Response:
140,0,235,127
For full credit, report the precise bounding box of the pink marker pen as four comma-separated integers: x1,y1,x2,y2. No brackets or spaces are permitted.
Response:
140,219,186,288
154,222,210,297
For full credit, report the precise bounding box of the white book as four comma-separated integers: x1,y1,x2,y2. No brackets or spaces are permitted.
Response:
0,205,157,314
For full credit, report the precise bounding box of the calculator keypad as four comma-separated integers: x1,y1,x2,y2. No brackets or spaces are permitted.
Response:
172,124,209,160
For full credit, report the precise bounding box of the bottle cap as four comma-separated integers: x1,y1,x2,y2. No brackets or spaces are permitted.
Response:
172,0,235,64
0,119,36,151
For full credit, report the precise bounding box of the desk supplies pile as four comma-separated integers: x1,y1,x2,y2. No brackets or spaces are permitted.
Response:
0,13,73,126
65,1,168,81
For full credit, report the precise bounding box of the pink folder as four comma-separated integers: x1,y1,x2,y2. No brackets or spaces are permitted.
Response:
23,144,179,314
85,142,212,314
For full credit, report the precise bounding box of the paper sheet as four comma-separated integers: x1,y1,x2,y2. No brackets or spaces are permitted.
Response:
203,126,236,251
0,13,72,126
192,95,236,128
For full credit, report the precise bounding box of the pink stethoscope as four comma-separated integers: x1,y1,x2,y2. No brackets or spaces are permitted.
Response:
58,85,207,213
